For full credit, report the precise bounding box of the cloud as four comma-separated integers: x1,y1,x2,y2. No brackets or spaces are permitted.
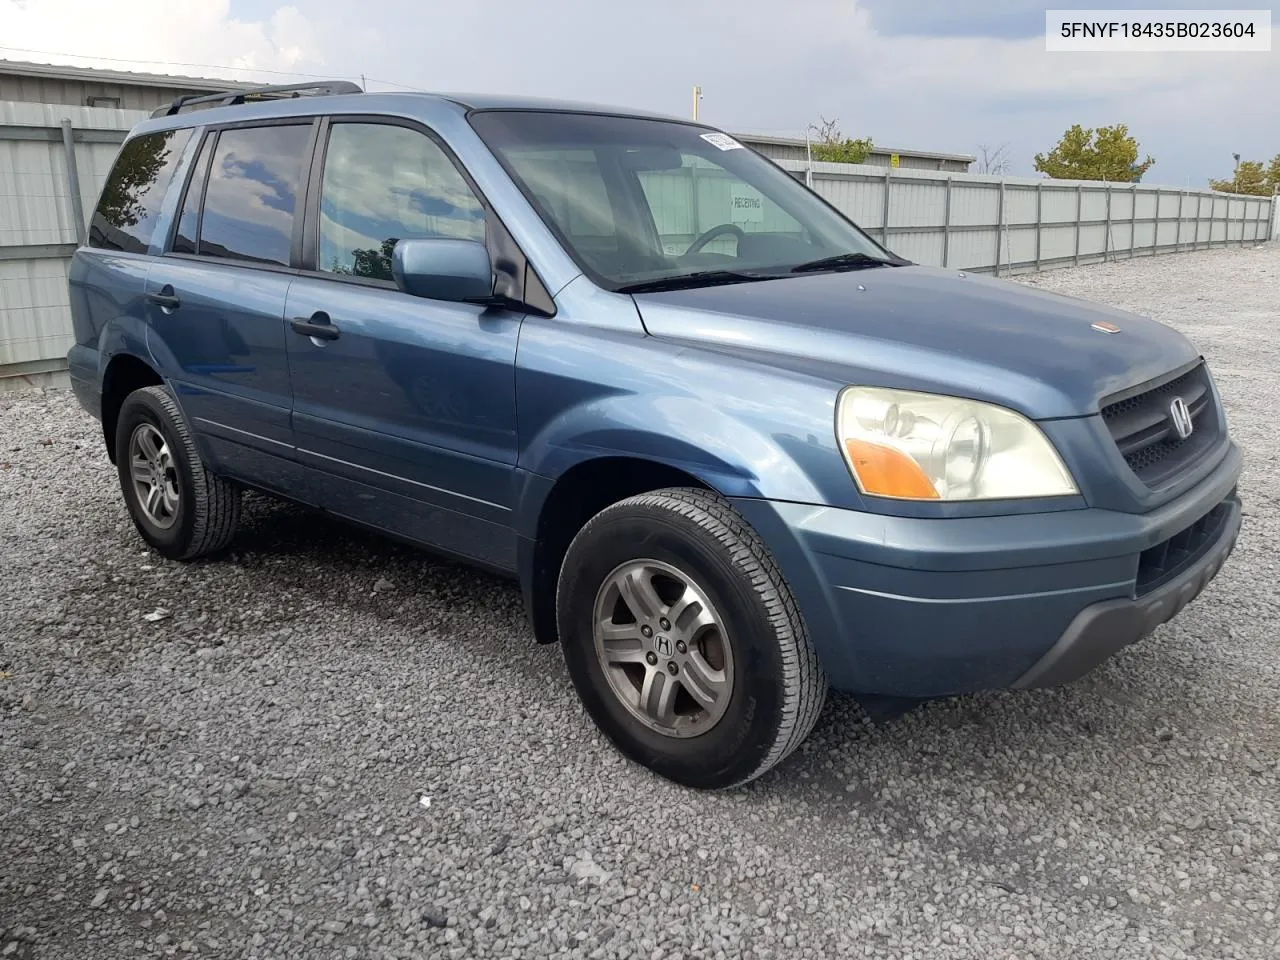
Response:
1,0,1276,187
0,0,333,82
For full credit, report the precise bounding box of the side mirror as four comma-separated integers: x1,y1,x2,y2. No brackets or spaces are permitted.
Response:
392,238,493,302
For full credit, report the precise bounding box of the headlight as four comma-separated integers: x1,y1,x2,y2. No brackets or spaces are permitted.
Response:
835,386,1078,501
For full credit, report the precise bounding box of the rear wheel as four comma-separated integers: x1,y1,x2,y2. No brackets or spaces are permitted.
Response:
114,386,240,560
557,487,826,788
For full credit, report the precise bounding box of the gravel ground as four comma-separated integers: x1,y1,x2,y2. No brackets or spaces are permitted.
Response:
2,245,1278,960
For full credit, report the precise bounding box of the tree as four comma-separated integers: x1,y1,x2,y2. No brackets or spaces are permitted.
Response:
1033,124,1155,182
809,116,873,165
975,143,1011,175
1210,161,1269,195
1210,154,1280,195
95,134,172,229
330,238,399,280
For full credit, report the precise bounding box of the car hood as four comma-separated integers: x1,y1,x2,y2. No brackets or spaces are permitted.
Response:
632,265,1200,419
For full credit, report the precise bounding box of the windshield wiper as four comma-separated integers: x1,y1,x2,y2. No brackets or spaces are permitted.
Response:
615,270,775,294
789,252,897,274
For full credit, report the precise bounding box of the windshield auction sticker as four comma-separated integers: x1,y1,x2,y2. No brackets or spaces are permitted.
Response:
700,133,745,151
1046,9,1271,50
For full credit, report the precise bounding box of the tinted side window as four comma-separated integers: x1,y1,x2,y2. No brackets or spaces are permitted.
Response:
89,128,193,253
318,123,485,281
198,124,311,267
172,133,214,254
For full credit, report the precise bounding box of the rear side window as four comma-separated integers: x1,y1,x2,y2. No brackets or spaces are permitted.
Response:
318,122,485,281
89,128,193,253
197,124,311,267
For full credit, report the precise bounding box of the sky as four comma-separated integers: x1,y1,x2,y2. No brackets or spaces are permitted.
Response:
0,0,1276,185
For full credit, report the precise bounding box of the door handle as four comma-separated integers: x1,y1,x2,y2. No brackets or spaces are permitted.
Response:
290,313,340,341
147,284,181,310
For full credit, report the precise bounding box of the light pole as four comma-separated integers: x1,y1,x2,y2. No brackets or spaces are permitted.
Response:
692,86,702,121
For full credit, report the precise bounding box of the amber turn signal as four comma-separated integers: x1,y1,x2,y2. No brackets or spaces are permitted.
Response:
843,438,940,499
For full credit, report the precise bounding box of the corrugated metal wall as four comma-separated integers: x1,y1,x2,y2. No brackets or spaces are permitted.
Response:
0,74,200,111
0,101,147,388
775,159,1276,276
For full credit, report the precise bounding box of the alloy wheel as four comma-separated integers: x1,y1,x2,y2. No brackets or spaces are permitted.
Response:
591,559,735,738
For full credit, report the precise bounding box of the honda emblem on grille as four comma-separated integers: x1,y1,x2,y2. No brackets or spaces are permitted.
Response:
1169,396,1194,439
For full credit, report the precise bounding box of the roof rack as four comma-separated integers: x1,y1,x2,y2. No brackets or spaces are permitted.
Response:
151,80,364,118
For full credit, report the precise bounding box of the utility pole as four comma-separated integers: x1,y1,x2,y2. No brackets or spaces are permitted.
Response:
692,86,702,121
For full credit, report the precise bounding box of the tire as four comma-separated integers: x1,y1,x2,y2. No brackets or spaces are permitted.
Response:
556,487,826,789
114,385,241,561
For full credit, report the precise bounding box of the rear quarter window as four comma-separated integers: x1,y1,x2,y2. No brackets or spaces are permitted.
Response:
89,128,193,253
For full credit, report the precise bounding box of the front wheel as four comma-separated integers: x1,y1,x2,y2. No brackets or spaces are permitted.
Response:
557,488,826,788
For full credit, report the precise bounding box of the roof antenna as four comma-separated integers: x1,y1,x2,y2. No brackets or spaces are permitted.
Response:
360,74,366,92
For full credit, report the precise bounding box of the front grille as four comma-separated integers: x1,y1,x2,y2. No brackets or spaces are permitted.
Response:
1135,495,1235,596
1101,363,1220,487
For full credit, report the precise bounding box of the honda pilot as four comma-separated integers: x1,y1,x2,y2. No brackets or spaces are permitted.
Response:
67,83,1241,788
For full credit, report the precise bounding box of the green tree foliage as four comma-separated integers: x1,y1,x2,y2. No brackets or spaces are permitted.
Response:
1209,154,1280,195
1033,124,1155,182
1210,161,1269,195
96,134,171,228
330,238,399,281
809,116,873,165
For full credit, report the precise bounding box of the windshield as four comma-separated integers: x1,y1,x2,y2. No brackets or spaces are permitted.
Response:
468,110,896,291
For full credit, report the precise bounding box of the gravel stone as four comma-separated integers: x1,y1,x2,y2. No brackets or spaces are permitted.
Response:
1,246,1277,958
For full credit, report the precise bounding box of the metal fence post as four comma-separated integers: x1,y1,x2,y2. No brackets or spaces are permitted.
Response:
1035,182,1043,270
1152,188,1161,255
942,176,953,268
59,119,88,247
1176,190,1185,253
1129,185,1138,258
994,179,1005,276
881,167,892,247
1073,183,1083,266
1103,184,1112,261
687,163,700,246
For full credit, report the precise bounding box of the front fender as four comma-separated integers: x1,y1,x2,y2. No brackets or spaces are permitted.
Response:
512,309,867,536
520,392,827,502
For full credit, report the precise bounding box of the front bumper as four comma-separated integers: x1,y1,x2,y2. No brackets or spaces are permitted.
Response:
1012,497,1239,688
732,440,1242,698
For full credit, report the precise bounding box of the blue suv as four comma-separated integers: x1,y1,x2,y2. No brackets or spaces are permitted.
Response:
68,83,1241,788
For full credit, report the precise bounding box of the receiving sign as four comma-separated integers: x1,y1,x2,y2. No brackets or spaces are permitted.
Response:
729,184,764,223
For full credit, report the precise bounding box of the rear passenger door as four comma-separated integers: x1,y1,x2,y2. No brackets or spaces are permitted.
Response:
147,121,316,482
283,118,522,570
